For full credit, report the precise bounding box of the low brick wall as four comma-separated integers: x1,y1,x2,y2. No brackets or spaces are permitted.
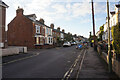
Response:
97,46,120,78
112,54,120,78
35,45,56,49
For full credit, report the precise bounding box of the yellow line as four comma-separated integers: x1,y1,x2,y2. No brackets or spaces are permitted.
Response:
2,53,40,65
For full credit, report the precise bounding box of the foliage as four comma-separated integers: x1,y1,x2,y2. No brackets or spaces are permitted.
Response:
99,25,104,41
88,35,97,42
64,34,73,42
57,37,62,43
111,23,120,54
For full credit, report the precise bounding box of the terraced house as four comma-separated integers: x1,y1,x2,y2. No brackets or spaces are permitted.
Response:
45,23,53,45
102,3,120,41
7,7,53,49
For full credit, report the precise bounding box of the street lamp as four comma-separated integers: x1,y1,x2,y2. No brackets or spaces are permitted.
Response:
91,0,96,50
107,0,112,73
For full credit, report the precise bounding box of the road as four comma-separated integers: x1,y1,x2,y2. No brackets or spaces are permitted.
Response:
2,46,84,78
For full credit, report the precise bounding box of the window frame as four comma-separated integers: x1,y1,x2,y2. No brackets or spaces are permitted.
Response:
36,25,40,34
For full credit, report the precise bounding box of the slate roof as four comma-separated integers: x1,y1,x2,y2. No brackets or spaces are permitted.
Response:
110,11,115,15
0,0,9,8
25,14,36,18
25,14,50,28
116,4,120,7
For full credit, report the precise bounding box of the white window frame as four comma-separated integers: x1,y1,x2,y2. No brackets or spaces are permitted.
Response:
36,25,40,34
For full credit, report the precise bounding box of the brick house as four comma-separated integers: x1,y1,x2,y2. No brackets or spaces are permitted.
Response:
7,7,48,49
50,23,57,45
52,27,61,44
0,1,8,48
44,24,53,45
60,29,65,41
51,25,65,45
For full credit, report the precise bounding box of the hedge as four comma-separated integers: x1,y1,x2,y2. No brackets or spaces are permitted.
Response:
111,23,120,54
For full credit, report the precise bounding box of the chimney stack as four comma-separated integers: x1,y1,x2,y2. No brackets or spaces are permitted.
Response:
62,29,65,33
50,23,54,29
57,27,60,31
39,18,45,24
16,6,24,16
68,32,70,35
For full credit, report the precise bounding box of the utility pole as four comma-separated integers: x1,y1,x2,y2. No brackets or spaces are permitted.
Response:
91,0,96,50
107,0,112,73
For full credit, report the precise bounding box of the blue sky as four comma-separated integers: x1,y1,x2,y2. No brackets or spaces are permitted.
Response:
3,0,118,38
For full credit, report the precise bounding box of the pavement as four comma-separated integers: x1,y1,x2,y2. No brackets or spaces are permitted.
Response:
78,46,119,79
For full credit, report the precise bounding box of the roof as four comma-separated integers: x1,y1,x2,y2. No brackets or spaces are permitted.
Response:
115,4,120,7
25,14,37,18
53,29,65,33
110,11,115,15
25,14,52,29
0,0,9,8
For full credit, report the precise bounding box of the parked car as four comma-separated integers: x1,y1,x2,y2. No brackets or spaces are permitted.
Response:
71,42,77,45
63,42,71,47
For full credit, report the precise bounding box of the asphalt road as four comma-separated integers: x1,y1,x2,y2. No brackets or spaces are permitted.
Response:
2,46,82,78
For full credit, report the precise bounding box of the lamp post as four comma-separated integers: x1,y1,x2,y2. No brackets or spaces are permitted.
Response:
91,0,96,50
107,0,112,73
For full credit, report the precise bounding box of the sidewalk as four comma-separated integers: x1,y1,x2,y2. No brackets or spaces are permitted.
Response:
78,47,119,79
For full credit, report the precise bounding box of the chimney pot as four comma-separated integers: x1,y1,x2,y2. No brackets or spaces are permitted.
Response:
50,23,54,29
62,29,65,33
57,27,60,31
16,7,24,16
39,18,45,24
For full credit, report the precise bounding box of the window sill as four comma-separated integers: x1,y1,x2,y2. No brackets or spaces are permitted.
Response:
34,44,44,46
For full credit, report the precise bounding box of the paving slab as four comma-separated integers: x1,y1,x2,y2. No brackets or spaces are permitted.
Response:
78,47,119,79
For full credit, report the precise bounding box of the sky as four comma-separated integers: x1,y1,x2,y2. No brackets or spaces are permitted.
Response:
3,0,118,38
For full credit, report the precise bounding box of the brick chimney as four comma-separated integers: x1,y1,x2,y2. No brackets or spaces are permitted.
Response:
39,18,45,24
62,29,65,33
50,23,54,29
68,32,70,35
57,27,60,31
16,6,24,16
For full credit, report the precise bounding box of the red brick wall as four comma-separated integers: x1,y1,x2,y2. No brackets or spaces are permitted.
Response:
7,14,35,49
1,7,6,44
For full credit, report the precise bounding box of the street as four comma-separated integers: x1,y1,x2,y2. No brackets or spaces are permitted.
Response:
2,46,84,78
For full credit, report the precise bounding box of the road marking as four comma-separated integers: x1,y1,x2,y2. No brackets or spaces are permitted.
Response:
62,49,84,80
76,50,86,80
2,53,40,65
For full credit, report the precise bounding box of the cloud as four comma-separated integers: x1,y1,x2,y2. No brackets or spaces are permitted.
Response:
52,4,67,13
94,2,106,14
71,2,91,17
25,0,52,10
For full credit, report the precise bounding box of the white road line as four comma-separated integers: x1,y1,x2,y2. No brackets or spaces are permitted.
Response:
2,53,40,65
